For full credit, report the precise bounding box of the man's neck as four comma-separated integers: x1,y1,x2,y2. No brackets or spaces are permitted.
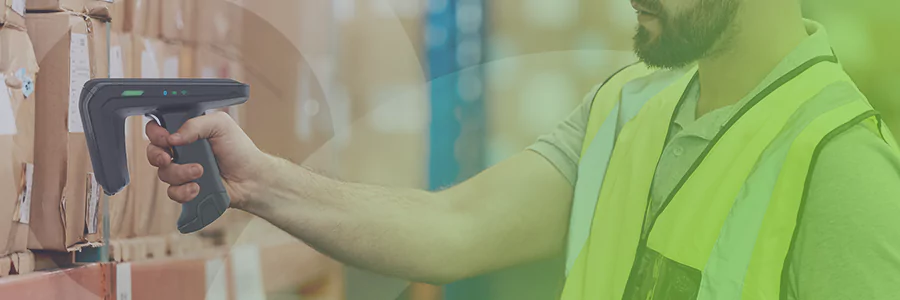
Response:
696,3,809,118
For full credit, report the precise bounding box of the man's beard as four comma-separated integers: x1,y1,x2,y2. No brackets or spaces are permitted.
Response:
633,0,740,69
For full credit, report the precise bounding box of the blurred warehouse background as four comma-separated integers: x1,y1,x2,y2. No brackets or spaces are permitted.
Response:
0,0,897,299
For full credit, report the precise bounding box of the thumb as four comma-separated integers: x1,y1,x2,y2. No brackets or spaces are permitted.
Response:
166,112,228,146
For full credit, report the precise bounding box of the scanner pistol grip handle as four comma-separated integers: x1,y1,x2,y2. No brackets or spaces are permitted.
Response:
155,110,230,234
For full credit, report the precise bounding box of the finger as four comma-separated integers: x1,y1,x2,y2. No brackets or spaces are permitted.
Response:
146,144,172,168
146,120,171,148
158,163,204,186
167,183,200,203
167,111,232,146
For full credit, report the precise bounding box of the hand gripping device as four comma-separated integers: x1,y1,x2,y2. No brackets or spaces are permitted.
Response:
80,78,249,234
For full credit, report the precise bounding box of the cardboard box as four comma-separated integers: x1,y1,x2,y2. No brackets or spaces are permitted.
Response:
109,0,124,32
1,0,26,29
118,0,156,36
25,0,83,12
0,25,38,257
236,7,331,167
161,0,194,43
196,0,241,47
329,6,430,188
145,0,160,38
26,0,111,16
107,31,135,239
25,13,108,251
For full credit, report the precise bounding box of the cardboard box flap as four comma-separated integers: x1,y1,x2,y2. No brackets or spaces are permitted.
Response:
0,26,38,74
26,0,83,12
85,2,111,21
1,0,27,29
25,12,88,63
10,251,34,274
26,11,109,251
27,0,110,15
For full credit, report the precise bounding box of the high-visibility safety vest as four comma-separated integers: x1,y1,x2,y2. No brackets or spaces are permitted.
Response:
560,56,900,299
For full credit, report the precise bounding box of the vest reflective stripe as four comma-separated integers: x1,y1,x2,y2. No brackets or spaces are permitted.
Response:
739,102,877,300
567,63,658,274
646,62,852,271
562,57,885,300
698,84,870,299
564,66,698,300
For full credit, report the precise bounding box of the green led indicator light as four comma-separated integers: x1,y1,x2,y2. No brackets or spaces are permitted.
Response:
121,90,145,96
172,91,178,95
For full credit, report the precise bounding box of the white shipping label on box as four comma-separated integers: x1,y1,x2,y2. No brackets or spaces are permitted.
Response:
230,245,265,300
69,33,91,133
0,74,17,135
15,163,34,224
110,46,125,79
163,57,179,78
85,173,102,234
117,263,133,300
11,0,26,16
141,50,160,78
205,259,228,300
141,40,160,78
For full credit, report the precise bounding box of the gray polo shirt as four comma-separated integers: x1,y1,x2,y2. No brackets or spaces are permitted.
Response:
529,21,900,299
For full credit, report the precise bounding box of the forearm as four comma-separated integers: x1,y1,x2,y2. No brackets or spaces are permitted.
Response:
240,155,473,283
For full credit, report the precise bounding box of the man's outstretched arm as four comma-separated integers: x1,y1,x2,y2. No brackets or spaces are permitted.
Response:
145,112,574,284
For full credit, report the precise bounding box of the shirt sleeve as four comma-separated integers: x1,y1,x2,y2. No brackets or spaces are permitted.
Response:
526,84,601,186
785,124,900,300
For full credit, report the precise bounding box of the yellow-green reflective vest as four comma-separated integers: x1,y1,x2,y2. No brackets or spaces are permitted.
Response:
561,57,900,300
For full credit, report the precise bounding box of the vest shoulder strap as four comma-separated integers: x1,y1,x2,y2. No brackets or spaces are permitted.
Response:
581,63,654,156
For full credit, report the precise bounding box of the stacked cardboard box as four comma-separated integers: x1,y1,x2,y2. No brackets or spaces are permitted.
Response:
26,0,111,13
25,12,109,252
1,0,26,29
0,22,38,272
330,0,429,188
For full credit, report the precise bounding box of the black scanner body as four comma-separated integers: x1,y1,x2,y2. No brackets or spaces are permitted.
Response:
79,78,249,234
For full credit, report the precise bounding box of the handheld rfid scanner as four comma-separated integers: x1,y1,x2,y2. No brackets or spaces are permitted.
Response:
79,78,249,234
